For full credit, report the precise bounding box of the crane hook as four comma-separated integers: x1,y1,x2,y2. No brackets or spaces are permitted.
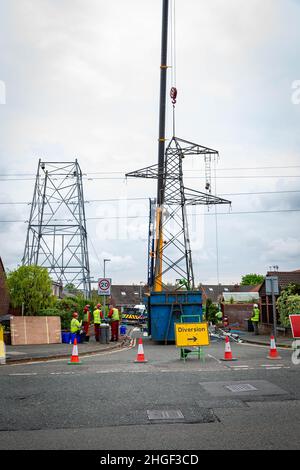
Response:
170,87,177,105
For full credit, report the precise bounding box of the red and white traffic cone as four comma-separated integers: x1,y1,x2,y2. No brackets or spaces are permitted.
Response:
267,335,281,360
68,337,82,364
134,338,148,363
221,335,237,361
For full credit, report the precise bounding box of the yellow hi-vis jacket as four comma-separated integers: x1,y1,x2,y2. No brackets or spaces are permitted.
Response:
251,307,260,322
71,318,82,333
111,308,120,321
83,310,91,323
93,308,102,324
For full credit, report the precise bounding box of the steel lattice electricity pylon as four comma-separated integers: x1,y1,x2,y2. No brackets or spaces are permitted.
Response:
22,160,91,297
126,137,231,290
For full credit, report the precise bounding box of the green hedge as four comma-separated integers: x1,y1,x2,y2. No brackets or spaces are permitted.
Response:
38,294,111,330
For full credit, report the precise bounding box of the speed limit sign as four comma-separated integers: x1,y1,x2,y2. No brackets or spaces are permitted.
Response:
98,278,112,296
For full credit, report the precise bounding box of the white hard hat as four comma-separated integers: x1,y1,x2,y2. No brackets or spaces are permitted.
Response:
253,303,258,308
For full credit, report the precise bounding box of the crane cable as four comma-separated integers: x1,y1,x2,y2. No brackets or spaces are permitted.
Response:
214,157,221,302
170,0,177,137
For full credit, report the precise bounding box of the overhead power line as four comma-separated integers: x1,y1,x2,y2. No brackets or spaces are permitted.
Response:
1,208,300,223
1,164,300,177
1,175,300,182
0,190,300,206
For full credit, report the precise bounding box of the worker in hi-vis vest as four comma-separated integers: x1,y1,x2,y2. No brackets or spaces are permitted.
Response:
70,312,85,341
108,304,120,342
216,310,223,324
93,303,103,342
250,303,260,335
82,304,91,342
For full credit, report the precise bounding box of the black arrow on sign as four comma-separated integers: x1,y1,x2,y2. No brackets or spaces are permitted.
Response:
188,336,197,342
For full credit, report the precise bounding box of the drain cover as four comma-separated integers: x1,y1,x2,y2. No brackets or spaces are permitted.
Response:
147,410,184,421
200,380,288,397
226,384,258,393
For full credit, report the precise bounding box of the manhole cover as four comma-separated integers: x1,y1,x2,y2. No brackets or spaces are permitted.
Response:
147,410,184,421
225,384,258,393
200,380,288,397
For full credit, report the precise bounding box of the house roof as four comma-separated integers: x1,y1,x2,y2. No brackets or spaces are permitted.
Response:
0,257,5,274
111,285,149,307
200,284,260,303
110,283,262,305
259,271,300,295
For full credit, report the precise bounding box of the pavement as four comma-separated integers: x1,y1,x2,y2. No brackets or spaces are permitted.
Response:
2,327,294,365
4,334,132,364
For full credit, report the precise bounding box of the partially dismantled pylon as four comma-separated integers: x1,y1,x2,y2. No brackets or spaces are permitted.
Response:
126,137,231,290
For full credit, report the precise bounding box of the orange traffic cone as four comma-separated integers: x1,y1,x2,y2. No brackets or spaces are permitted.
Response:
134,338,148,363
220,335,238,361
68,337,82,365
267,335,281,360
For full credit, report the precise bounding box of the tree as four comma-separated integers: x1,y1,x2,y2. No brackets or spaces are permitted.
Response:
7,265,54,315
241,274,264,286
277,283,300,328
64,283,76,291
204,298,220,324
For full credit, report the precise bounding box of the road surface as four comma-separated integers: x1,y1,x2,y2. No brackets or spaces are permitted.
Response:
0,329,299,450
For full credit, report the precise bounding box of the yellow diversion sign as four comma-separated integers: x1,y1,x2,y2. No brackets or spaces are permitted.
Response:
174,322,210,347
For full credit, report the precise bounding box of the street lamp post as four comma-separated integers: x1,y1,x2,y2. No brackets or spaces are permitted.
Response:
103,258,111,319
139,282,144,304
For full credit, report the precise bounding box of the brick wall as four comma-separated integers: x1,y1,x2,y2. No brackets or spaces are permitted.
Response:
223,303,254,329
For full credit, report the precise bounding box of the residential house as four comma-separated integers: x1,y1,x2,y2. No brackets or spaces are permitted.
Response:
110,285,149,312
200,284,260,305
259,270,300,328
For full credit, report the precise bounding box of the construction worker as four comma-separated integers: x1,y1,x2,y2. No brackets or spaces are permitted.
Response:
108,304,120,342
216,310,223,324
93,303,103,342
70,312,85,342
250,303,260,335
82,304,91,342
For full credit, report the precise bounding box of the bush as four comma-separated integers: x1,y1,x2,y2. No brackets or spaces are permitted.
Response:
38,294,111,330
39,296,90,330
205,299,220,324
38,307,71,330
277,284,300,328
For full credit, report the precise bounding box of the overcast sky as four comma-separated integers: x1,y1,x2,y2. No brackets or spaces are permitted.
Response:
0,0,299,286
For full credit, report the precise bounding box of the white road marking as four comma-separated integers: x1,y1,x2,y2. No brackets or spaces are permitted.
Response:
230,365,249,368
50,372,76,375
263,367,284,370
260,364,284,367
207,354,222,363
9,373,37,376
239,342,291,351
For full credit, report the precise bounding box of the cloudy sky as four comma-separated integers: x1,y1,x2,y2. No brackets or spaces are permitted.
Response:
0,0,299,286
